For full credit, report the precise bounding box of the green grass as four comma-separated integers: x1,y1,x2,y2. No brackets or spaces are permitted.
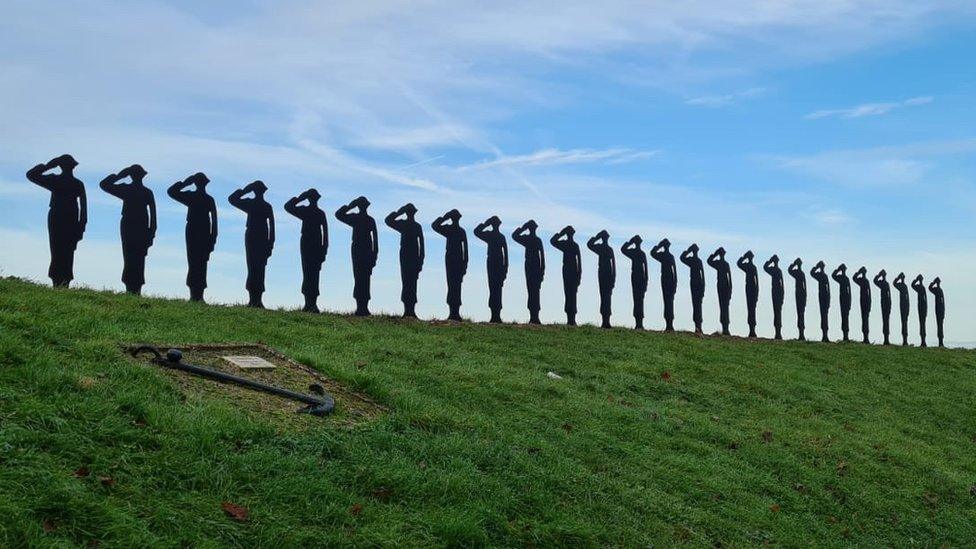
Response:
1,277,974,547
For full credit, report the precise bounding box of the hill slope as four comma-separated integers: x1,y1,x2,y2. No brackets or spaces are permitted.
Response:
1,277,974,546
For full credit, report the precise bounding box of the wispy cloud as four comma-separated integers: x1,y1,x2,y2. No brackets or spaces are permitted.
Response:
685,87,766,107
804,207,853,226
458,148,659,171
805,96,933,119
763,138,976,187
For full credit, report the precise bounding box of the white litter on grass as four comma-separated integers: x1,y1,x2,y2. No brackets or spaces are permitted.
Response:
546,371,563,380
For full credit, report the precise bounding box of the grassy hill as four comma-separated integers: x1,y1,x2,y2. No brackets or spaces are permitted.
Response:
1,277,974,546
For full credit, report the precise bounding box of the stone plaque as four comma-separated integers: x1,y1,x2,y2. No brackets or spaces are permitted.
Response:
222,355,276,370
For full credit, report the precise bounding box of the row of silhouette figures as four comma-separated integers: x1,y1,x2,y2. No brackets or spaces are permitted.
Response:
25,155,947,347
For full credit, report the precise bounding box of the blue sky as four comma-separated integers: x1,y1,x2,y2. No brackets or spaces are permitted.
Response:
1,1,974,344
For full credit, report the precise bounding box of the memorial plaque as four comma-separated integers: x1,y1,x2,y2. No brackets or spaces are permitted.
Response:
222,355,276,370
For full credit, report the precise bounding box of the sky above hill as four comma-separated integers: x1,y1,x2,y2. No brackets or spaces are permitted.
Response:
2,1,974,345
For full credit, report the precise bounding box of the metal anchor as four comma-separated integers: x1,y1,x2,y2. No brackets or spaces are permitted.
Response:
130,346,335,417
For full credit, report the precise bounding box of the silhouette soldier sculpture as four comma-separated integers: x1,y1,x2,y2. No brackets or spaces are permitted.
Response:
650,238,678,331
852,267,872,344
432,209,468,321
810,261,831,342
512,220,545,324
550,226,582,325
873,270,892,345
928,277,945,347
474,216,509,323
26,154,87,288
621,236,648,329
587,230,616,328
707,247,733,336
788,258,807,341
737,251,760,338
385,203,424,318
285,189,328,313
229,181,275,308
336,196,378,316
893,273,911,346
832,264,852,342
99,164,156,295
680,244,706,334
911,274,928,347
764,255,784,339
168,173,217,302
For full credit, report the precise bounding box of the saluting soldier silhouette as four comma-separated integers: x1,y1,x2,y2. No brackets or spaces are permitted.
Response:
852,267,872,344
911,274,927,347
285,189,328,313
587,230,616,329
737,251,760,338
432,209,468,321
168,172,217,302
873,270,892,345
229,181,275,308
474,216,508,323
810,261,831,342
680,244,706,334
892,272,910,346
336,196,378,316
928,277,945,347
650,238,678,331
832,264,852,342
99,164,156,295
621,236,648,329
788,258,806,341
707,247,732,336
512,220,545,324
385,203,424,318
763,255,784,340
550,226,582,326
26,154,87,288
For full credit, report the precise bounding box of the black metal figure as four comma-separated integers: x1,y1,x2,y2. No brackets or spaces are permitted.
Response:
852,267,871,344
650,238,678,331
737,251,760,338
550,226,582,326
763,255,784,340
432,209,468,321
832,264,851,342
229,181,275,308
680,244,706,334
512,220,545,324
873,270,891,345
167,172,217,302
928,277,945,347
911,274,927,347
892,273,910,346
788,258,806,341
285,189,328,313
707,247,732,336
335,196,378,316
810,261,831,342
385,203,424,318
474,216,509,323
587,230,616,329
26,154,87,288
621,236,648,330
99,164,156,295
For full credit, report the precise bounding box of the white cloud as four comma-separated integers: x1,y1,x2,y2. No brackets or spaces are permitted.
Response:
804,207,852,226
763,138,976,187
458,148,659,171
805,96,934,119
686,87,766,107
